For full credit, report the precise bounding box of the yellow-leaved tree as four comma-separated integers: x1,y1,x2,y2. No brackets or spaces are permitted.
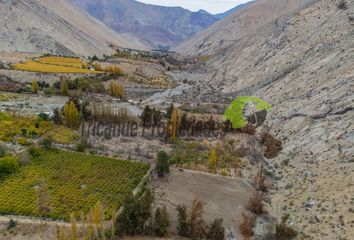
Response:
209,148,218,171
63,101,81,129
170,107,179,142
70,213,78,240
109,81,125,99
32,79,39,94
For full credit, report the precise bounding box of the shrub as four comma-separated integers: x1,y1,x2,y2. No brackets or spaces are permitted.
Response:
0,156,19,178
28,146,43,157
254,163,269,192
40,137,53,150
207,218,225,240
76,143,85,152
0,145,6,158
337,1,348,10
177,204,189,237
155,151,170,177
17,137,29,146
189,199,207,240
239,212,256,237
247,191,265,215
7,219,16,230
260,131,282,158
275,214,298,239
154,206,170,237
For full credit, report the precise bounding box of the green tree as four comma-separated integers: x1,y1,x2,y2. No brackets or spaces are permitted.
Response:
155,151,170,178
154,206,170,237
61,78,68,96
207,218,225,240
177,204,189,237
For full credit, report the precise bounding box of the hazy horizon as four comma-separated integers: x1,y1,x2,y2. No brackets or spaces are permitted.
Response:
137,0,253,14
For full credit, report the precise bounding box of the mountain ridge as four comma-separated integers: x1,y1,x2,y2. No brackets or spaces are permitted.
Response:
0,0,147,56
71,0,249,48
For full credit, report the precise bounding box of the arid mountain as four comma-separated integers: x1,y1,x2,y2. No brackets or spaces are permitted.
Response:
214,1,253,19
174,0,354,238
71,0,220,48
0,0,146,57
175,0,312,55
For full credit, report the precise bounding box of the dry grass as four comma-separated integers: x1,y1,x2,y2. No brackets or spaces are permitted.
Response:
239,212,256,237
247,191,265,215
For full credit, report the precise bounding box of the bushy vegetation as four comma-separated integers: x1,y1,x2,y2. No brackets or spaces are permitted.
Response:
171,141,246,175
275,214,298,239
0,112,53,142
109,81,125,99
260,131,282,158
0,149,149,220
0,155,19,179
117,188,170,237
177,199,224,240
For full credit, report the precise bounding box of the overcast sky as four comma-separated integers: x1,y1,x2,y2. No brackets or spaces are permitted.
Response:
137,0,252,14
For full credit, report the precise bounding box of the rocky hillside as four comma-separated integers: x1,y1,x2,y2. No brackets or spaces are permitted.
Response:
0,0,146,56
174,0,354,238
71,0,220,48
175,0,312,55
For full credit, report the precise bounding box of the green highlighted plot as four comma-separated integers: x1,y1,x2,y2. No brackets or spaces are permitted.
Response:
224,96,272,129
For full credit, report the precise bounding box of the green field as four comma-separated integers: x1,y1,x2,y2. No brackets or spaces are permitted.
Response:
0,150,149,220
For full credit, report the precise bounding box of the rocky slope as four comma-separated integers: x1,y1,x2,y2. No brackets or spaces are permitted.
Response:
175,0,312,55
174,0,354,238
71,0,220,48
0,0,146,56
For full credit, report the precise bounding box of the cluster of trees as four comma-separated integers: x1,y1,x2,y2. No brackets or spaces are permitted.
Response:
177,199,224,240
109,81,125,99
87,102,130,124
56,201,116,240
140,105,163,127
140,104,180,142
117,188,170,237
105,66,123,76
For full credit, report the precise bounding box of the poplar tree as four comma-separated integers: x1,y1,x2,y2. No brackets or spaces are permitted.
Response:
63,101,81,129
70,213,78,240
170,107,179,142
61,78,68,96
209,148,218,171
109,81,125,99
32,79,39,94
